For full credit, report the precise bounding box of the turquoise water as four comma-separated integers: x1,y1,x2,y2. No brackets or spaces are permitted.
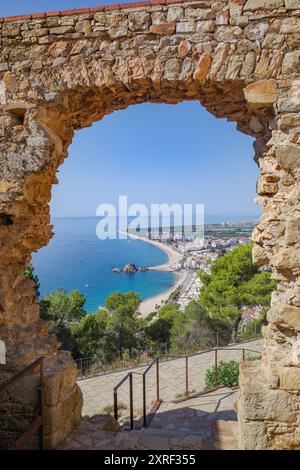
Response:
32,215,258,313
32,217,176,313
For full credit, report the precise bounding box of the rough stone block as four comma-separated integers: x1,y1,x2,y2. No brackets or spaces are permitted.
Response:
239,362,297,423
244,0,284,10
276,143,300,170
267,304,300,332
149,23,175,35
280,366,300,391
238,419,268,450
280,18,300,34
282,51,300,75
285,0,300,9
166,6,183,22
243,79,277,109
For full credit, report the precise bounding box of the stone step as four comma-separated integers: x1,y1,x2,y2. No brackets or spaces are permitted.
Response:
122,427,237,450
59,415,237,450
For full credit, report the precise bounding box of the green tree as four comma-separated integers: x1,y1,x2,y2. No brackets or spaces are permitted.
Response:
72,309,108,358
170,301,227,353
52,323,78,355
199,243,276,337
25,264,40,298
145,301,181,348
238,271,276,306
103,292,144,357
40,288,86,327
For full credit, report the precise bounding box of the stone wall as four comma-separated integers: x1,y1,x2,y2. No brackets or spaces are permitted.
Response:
0,352,82,449
0,0,299,449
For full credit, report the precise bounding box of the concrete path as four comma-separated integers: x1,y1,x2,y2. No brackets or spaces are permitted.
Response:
78,339,262,418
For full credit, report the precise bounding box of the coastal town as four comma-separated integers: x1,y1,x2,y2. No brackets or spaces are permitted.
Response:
119,220,257,317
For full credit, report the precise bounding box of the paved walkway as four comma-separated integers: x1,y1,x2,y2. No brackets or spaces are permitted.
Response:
58,388,239,450
78,340,262,418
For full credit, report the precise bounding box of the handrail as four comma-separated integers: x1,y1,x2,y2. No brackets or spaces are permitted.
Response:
141,357,161,427
114,372,131,391
112,341,262,425
143,357,158,375
113,357,161,430
0,356,44,398
113,372,134,430
0,356,45,450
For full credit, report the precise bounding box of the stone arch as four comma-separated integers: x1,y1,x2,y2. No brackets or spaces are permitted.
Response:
0,0,299,449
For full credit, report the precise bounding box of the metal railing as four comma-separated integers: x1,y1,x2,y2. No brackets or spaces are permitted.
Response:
141,357,161,428
113,357,161,430
76,326,262,378
112,344,262,429
172,346,262,402
113,372,134,430
0,357,45,450
76,347,160,378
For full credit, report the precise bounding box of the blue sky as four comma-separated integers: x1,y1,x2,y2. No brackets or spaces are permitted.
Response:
1,1,145,17
52,102,259,218
3,2,260,219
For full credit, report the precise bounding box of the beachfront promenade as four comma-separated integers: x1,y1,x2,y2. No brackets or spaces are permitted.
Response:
78,339,262,419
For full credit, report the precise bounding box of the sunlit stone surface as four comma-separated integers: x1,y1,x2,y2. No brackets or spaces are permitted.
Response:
0,0,299,449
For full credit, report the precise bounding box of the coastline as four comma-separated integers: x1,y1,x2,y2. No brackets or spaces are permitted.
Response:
119,231,184,272
119,231,185,317
139,271,188,317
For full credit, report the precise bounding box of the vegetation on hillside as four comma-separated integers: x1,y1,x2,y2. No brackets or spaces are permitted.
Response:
199,243,276,338
27,243,275,363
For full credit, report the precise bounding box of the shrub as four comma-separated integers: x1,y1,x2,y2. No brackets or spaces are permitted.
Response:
102,402,127,415
205,360,239,389
102,404,114,414
246,354,261,361
175,389,196,399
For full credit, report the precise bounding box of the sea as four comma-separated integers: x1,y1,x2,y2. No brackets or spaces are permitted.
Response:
32,215,259,313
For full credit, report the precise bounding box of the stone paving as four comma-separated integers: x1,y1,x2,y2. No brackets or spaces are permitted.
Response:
78,340,262,418
58,387,239,450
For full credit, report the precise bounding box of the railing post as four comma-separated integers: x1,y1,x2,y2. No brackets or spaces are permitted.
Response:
216,331,219,347
114,389,118,422
143,374,146,427
129,373,133,430
156,358,160,402
214,349,218,387
185,356,189,397
242,349,245,361
39,357,45,450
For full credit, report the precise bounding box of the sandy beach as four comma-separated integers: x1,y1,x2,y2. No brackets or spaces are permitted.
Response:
121,231,184,272
139,271,188,317
119,231,185,317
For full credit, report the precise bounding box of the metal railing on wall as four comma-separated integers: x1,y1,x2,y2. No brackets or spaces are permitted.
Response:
0,356,45,450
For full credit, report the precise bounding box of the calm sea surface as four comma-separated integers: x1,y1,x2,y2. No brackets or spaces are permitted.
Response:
32,215,258,313
32,217,175,313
